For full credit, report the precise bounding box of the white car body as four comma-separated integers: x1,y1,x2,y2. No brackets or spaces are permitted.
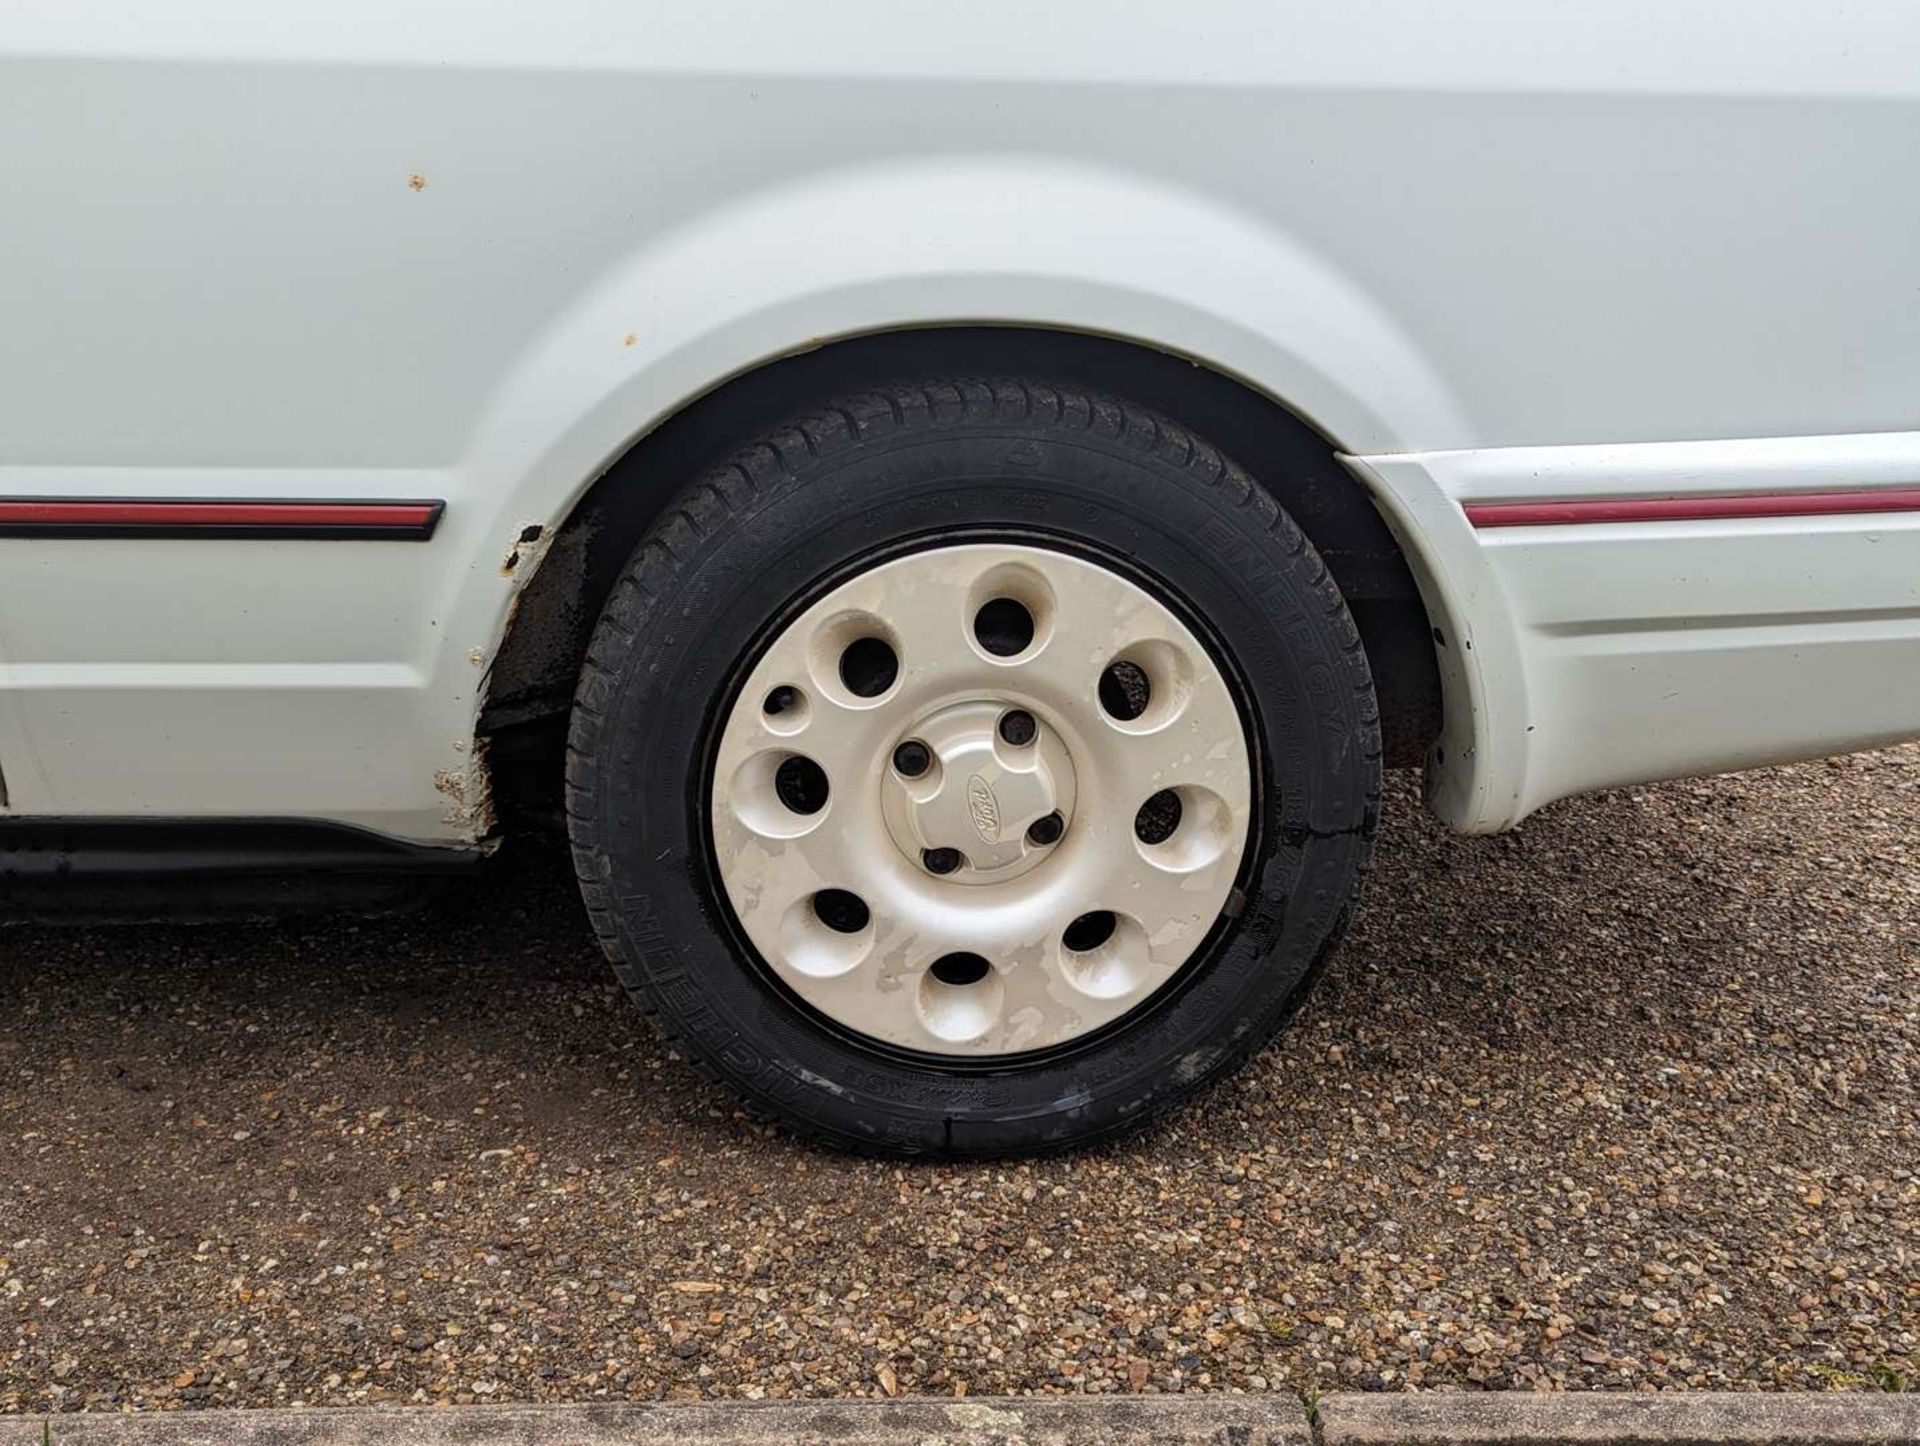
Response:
3,0,1918,847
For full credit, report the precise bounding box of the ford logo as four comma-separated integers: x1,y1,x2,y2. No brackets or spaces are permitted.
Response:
966,774,1001,841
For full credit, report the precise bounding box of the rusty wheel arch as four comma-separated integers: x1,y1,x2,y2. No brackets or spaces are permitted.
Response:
478,327,1440,831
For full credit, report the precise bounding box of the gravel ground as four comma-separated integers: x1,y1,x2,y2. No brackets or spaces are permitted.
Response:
2,749,1916,1412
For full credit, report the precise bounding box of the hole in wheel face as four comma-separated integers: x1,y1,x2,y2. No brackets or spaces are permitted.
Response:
929,952,991,987
777,893,871,979
1098,640,1197,733
997,709,1037,746
922,846,965,876
1062,910,1117,953
1135,785,1235,874
1058,912,1151,1001
973,597,1035,657
838,636,899,698
727,750,834,840
1135,788,1182,844
774,756,829,815
811,889,869,935
916,956,1004,1044
1026,811,1064,846
964,562,1056,665
1100,659,1152,720
759,684,809,736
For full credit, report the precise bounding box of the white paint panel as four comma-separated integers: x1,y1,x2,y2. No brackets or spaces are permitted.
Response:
0,467,482,836
1486,516,1920,807
1422,432,1920,503
5,1,1917,95
0,4,1917,840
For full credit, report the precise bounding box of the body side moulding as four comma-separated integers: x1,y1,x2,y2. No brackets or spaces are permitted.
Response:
0,498,445,540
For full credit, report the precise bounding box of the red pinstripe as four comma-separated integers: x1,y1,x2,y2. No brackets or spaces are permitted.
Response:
1465,488,1920,528
0,500,439,529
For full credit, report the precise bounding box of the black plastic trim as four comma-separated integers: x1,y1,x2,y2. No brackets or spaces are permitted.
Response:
1,817,480,880
1,817,482,921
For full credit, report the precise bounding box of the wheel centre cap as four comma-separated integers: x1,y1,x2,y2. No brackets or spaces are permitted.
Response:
882,700,1077,884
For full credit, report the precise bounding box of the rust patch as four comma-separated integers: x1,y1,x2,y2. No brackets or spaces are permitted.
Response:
407,173,427,192
500,523,549,577
432,768,469,823
433,743,496,838
622,333,637,349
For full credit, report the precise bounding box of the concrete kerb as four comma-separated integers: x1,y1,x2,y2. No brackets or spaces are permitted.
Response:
13,1398,1306,1446
12,1392,1919,1446
1315,1391,1920,1445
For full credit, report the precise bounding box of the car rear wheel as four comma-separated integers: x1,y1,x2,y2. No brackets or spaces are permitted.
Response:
567,378,1379,1156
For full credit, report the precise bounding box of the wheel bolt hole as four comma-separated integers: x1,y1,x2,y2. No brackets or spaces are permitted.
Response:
997,709,1037,746
1099,660,1152,721
1026,811,1064,846
810,889,870,935
929,952,991,987
973,597,1035,657
1134,788,1182,844
773,756,830,815
762,685,801,717
892,739,932,777
921,847,964,876
1062,910,1117,953
838,636,899,698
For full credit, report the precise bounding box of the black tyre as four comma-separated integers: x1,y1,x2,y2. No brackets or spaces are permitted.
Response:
567,378,1379,1156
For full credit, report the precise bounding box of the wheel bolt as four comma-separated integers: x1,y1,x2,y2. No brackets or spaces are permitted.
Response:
892,739,932,777
922,847,964,875
998,709,1037,746
1026,811,1065,846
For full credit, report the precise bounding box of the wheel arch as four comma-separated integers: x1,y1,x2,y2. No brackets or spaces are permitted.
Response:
478,326,1447,824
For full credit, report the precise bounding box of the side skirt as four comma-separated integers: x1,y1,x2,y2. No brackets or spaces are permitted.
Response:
0,818,484,923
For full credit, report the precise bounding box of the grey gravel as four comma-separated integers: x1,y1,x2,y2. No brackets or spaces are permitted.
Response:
2,748,1915,1412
